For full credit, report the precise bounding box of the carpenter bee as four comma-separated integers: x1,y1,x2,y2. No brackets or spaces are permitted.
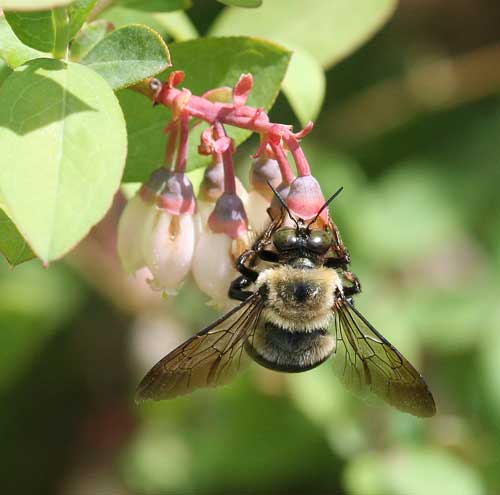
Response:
136,187,436,417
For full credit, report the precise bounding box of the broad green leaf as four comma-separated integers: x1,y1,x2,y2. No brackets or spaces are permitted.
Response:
81,24,171,90
0,58,127,262
119,0,191,12
119,36,291,182
4,1,98,53
282,45,325,125
0,0,72,9
4,10,54,52
218,0,262,7
69,19,110,61
0,17,47,68
99,6,198,41
211,0,397,121
153,11,197,41
0,208,35,265
67,0,98,39
211,0,397,68
0,60,12,85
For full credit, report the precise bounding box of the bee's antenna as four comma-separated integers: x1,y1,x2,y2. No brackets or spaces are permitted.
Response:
307,186,344,228
268,182,299,228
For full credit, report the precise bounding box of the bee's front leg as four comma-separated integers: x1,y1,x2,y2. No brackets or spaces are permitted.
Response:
235,249,259,282
229,276,254,301
324,251,351,269
342,271,361,297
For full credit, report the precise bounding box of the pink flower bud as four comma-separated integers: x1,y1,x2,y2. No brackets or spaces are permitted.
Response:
268,182,291,220
142,210,196,295
286,175,327,223
144,169,196,215
117,193,156,273
246,157,282,233
208,192,248,239
249,157,282,201
198,159,247,204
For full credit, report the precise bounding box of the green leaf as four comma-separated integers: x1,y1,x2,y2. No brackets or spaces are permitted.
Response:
0,16,47,68
0,208,35,265
0,0,73,9
67,0,98,40
153,11,197,41
4,1,97,53
0,59,12,85
211,0,397,121
282,45,325,125
218,0,262,7
119,0,191,12
81,24,171,90
4,10,54,52
69,19,110,61
211,0,397,68
119,36,291,182
0,58,127,263
98,7,198,41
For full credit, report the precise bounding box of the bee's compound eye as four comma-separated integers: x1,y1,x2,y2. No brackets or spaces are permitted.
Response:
307,230,333,253
274,227,298,250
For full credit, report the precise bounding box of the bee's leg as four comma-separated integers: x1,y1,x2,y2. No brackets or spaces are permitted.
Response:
342,271,361,297
324,252,351,269
229,276,254,301
258,250,279,262
235,250,259,282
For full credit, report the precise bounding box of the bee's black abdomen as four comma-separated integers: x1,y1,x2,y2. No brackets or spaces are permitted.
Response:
245,323,335,373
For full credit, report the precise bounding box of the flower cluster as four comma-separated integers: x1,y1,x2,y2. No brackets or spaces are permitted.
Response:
118,72,329,306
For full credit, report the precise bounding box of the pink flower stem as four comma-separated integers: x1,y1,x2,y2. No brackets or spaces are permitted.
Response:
174,113,189,174
285,134,311,177
269,139,295,185
157,83,310,170
213,121,236,194
165,122,178,169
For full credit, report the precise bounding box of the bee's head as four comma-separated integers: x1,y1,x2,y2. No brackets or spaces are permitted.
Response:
268,183,343,255
273,225,333,254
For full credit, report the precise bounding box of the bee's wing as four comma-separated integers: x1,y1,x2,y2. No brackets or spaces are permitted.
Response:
136,293,263,402
331,301,436,417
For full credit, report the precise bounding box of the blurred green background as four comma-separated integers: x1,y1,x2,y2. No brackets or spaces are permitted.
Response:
2,0,500,494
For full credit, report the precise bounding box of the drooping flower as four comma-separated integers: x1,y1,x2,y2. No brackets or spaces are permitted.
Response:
192,191,251,307
143,170,197,295
286,175,328,225
246,156,282,234
117,192,155,273
117,168,197,295
197,158,247,226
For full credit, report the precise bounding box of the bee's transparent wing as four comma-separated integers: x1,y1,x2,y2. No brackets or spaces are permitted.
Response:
331,301,436,417
136,294,263,402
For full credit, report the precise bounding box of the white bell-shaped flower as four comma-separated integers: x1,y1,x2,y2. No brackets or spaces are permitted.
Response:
192,228,240,307
246,190,272,235
117,193,155,273
142,210,196,295
192,191,250,307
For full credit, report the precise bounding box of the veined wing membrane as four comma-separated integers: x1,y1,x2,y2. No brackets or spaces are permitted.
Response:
136,293,263,401
332,301,436,417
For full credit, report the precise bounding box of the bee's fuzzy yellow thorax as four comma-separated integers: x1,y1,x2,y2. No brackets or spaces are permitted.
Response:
256,266,342,332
